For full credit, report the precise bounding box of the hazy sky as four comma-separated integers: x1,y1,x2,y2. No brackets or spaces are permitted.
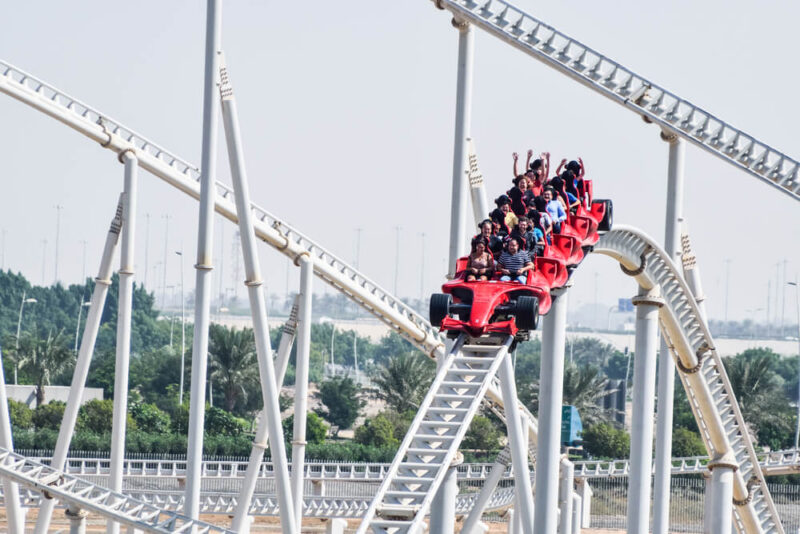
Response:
0,1,798,326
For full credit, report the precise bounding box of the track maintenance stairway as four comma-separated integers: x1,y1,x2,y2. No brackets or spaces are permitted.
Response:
596,227,782,534
357,334,513,534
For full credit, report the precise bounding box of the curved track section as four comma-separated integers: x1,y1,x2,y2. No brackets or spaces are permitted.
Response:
595,226,782,534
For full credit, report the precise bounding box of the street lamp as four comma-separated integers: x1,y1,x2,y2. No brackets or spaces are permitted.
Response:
175,249,185,404
15,291,37,384
73,300,91,352
788,280,800,449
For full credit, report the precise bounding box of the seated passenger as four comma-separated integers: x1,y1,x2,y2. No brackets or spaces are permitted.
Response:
510,216,536,254
490,195,517,236
561,170,582,212
497,237,534,284
544,188,566,234
566,158,588,206
466,237,494,282
476,219,504,259
530,197,553,245
507,176,530,217
512,149,535,177
526,210,547,256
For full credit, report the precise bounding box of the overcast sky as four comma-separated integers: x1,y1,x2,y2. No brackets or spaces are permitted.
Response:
0,1,798,327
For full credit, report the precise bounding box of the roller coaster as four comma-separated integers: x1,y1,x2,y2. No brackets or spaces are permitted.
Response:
0,1,798,534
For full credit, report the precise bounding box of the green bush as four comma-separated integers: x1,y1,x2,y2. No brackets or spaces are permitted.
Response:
672,427,706,457
283,412,329,445
462,416,500,452
205,406,246,436
72,431,110,451
170,402,189,434
32,401,65,430
7,399,33,430
582,423,630,459
354,415,399,449
304,441,396,462
130,402,171,434
203,433,253,456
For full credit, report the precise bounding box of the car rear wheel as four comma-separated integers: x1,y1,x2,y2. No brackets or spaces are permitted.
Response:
593,199,613,232
430,293,452,327
515,295,539,331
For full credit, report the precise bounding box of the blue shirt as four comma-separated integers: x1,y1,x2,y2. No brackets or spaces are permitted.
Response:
546,199,566,223
532,228,544,243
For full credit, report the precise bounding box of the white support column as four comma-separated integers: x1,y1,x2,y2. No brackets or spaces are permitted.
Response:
461,448,511,534
627,289,664,534
0,349,24,534
430,456,460,534
185,0,222,521
535,286,569,534
558,458,574,534
447,17,474,278
498,351,534,534
706,457,735,534
576,478,592,528
107,151,138,534
219,54,296,534
571,494,581,534
231,299,299,533
325,518,347,534
653,131,684,534
66,506,87,534
35,198,123,534
291,256,313,531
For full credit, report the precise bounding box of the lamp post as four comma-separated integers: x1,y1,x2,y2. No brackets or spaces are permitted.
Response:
175,249,185,404
789,279,800,449
15,292,37,384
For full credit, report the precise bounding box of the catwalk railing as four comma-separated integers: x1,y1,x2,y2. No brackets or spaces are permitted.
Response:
432,0,800,202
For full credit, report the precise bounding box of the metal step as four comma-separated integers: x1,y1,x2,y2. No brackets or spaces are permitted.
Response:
356,334,513,534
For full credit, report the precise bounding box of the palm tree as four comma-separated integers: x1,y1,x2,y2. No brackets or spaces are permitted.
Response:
373,353,435,414
562,363,613,426
17,328,73,407
723,349,784,434
208,324,258,413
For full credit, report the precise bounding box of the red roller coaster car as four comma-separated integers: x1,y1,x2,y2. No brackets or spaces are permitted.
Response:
430,197,612,340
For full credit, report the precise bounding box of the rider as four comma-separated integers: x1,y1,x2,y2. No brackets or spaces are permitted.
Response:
497,237,534,284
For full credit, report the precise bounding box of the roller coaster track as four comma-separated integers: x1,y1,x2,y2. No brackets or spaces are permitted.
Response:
595,226,782,534
433,0,800,203
0,53,787,534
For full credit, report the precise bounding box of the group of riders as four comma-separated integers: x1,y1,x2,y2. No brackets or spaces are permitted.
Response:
466,150,590,284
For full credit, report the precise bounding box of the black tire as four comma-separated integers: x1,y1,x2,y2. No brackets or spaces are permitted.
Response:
593,199,613,232
515,295,540,331
430,293,452,327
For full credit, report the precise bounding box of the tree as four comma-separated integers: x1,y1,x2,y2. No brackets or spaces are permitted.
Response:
129,402,171,434
205,406,245,436
208,324,258,414
7,399,32,430
317,376,364,435
32,401,65,430
354,415,398,448
17,328,73,407
562,363,612,426
582,423,630,458
462,415,501,452
672,427,706,457
283,412,328,445
374,354,435,414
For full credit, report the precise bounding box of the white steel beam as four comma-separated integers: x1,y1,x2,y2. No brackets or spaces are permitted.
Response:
185,0,222,521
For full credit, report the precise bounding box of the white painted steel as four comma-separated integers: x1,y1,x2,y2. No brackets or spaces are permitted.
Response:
535,286,569,534
0,352,23,534
219,55,295,534
291,257,313,531
108,152,138,534
0,448,234,533
461,448,512,534
431,0,800,203
357,335,512,534
710,463,735,534
34,199,123,534
653,132,684,534
185,0,222,522
447,20,474,279
429,460,458,533
626,289,662,534
467,138,490,227
558,459,574,534
595,226,782,534
498,352,533,534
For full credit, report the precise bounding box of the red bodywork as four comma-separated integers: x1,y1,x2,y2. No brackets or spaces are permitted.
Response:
436,178,610,338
